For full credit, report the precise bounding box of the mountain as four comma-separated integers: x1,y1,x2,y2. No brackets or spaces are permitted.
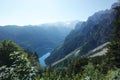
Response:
0,22,77,57
45,6,116,65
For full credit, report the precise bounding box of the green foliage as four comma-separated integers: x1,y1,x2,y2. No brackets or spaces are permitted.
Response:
0,40,22,66
0,40,39,80
80,63,104,80
0,40,120,80
9,51,38,80
107,4,120,68
67,57,88,74
105,69,120,80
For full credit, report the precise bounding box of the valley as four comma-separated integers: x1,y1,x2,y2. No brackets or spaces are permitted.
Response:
0,22,76,58
0,1,120,80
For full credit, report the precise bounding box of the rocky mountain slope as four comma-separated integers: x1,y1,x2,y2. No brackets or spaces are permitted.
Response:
46,5,116,65
51,42,109,67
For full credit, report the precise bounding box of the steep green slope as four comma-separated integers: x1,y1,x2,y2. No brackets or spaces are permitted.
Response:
50,42,108,68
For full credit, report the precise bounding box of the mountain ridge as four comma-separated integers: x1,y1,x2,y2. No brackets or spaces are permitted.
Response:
0,22,77,57
46,5,116,65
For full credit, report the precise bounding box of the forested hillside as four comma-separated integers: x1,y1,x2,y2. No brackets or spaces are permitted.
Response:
0,23,74,57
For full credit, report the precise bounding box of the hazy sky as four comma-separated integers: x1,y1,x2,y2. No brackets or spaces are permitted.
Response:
0,0,116,25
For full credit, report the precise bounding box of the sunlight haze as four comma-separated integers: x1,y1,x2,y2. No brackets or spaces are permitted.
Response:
0,0,116,25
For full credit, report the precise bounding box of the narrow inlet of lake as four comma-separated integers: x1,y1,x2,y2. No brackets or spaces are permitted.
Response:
39,52,51,67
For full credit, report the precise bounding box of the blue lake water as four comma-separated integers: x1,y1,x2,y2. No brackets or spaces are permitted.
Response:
39,52,51,67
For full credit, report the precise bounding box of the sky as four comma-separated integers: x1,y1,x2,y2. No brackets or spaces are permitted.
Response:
0,0,117,26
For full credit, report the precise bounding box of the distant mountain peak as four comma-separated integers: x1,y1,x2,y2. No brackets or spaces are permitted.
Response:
37,21,79,29
111,2,120,9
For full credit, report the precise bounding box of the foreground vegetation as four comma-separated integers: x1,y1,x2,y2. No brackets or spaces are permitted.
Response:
0,40,119,80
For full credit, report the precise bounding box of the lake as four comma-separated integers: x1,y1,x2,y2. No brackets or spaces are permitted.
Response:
39,52,51,67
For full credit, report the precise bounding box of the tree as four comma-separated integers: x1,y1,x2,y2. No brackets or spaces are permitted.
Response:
107,2,120,68
0,40,39,80
81,63,104,80
9,51,38,80
0,40,22,66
